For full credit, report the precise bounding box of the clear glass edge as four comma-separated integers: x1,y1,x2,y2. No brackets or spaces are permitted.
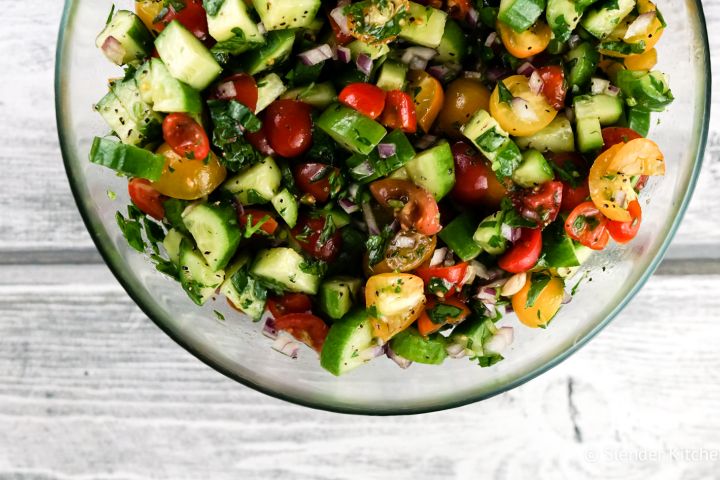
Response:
54,0,712,416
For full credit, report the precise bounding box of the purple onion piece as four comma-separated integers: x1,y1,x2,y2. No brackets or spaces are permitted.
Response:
271,334,299,359
414,134,438,150
517,61,535,77
485,65,510,83
446,342,468,359
377,143,397,159
387,347,412,369
262,317,278,339
467,7,480,27
216,81,237,99
101,36,126,65
408,57,428,71
606,85,620,96
562,291,573,304
484,32,498,47
501,224,521,242
335,45,351,63
528,70,543,94
362,202,380,235
330,6,351,35
338,198,359,214
299,44,333,65
356,54,373,75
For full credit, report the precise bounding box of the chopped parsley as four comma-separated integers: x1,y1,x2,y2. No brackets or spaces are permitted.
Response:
526,273,553,308
427,303,464,324
207,99,264,172
365,224,395,266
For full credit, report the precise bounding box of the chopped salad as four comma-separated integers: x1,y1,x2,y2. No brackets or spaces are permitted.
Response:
90,0,672,375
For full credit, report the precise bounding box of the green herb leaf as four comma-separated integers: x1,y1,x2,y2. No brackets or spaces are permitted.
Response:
203,0,226,16
365,224,395,266
207,99,264,172
427,303,464,324
116,211,145,253
526,273,552,308
497,80,514,104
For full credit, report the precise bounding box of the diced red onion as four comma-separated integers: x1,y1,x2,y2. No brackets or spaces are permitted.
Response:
483,303,497,317
101,36,126,65
395,234,416,249
356,54,373,75
484,32,498,47
402,46,437,63
361,344,386,360
625,12,656,40
484,327,514,355
446,342,468,359
511,97,539,122
501,224,522,242
565,107,575,123
517,61,536,77
338,198,359,214
606,85,620,96
387,346,412,369
476,287,498,304
467,7,480,27
430,247,448,267
377,143,397,158
262,317,278,339
563,290,573,304
335,45,351,63
216,81,237,99
464,71,483,80
613,189,627,207
528,70,543,94
414,134,438,149
257,22,267,35
347,183,360,200
389,219,400,232
591,77,610,94
468,261,492,281
362,202,380,235
271,333,299,358
299,44,333,65
352,160,374,177
485,66,510,83
568,34,581,49
427,64,450,80
409,57,428,70
330,6,351,35
443,249,455,267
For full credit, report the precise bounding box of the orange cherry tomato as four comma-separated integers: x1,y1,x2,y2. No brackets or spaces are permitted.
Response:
128,178,166,220
512,273,565,328
489,75,558,137
607,138,665,177
162,113,210,161
274,313,329,352
436,78,492,139
369,179,441,235
447,0,472,20
588,143,635,222
408,70,445,133
607,199,642,243
338,83,387,119
380,90,417,133
497,20,552,59
564,201,611,250
267,293,313,318
417,297,470,336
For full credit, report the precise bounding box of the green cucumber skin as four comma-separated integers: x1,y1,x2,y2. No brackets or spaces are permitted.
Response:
89,137,165,181
389,328,447,365
438,213,483,262
320,310,375,376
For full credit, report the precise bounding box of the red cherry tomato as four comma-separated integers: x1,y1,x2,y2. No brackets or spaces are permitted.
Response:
369,179,441,235
380,90,417,133
416,297,471,336
162,113,211,161
291,216,343,262
535,65,567,110
517,180,563,227
128,178,166,221
607,199,642,243
415,262,469,298
601,127,643,151
498,228,543,273
267,293,313,319
239,208,279,236
338,83,387,119
153,0,210,42
274,313,329,352
209,73,258,112
294,163,341,203
547,152,589,211
560,179,590,212
447,0,472,20
244,128,275,157
450,141,508,208
564,201,610,250
263,100,313,158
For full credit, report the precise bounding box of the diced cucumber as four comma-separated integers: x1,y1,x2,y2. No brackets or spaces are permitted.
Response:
149,58,203,113
110,78,162,141
281,82,336,109
345,130,416,184
565,42,600,88
625,107,651,136
389,328,447,365
316,103,387,155
94,92,145,146
240,29,296,75
319,277,362,321
499,0,546,32
96,10,153,65
89,137,165,180
251,0,321,30
436,19,467,63
546,0,588,42
163,228,186,265
179,244,226,305
376,60,408,91
399,2,448,48
574,94,624,125
223,157,282,205
473,211,507,255
438,213,483,261
461,109,522,180
255,73,287,112
449,317,498,357
540,219,582,268
615,70,674,111
250,247,321,294
404,141,455,200
134,61,154,105
326,210,352,229
155,21,222,91
347,40,390,61
512,149,554,188
515,115,575,153
576,116,604,152
182,202,242,271
207,0,264,43
220,254,268,321
320,309,376,376
271,189,299,228
581,0,636,39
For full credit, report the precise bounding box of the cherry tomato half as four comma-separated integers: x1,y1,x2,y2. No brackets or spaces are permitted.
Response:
291,216,343,262
601,127,642,152
535,65,567,111
564,201,610,250
416,297,470,336
447,0,472,20
239,208,279,236
263,100,313,158
547,152,590,212
369,179,441,235
267,293,313,319
128,178,166,220
415,262,469,298
327,9,354,44
380,90,417,133
498,228,543,273
338,83,387,119
517,180,563,227
274,313,329,352
209,73,258,112
162,113,211,161
607,199,642,244
294,163,341,203
153,0,209,42
450,141,508,208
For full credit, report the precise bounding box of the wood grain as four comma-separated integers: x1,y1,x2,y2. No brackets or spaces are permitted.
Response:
1,266,720,479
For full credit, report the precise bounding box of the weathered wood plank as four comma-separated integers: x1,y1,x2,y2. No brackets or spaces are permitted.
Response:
1,265,719,478
0,0,718,259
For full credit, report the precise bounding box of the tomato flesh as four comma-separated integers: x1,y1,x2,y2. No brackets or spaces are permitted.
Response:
415,262,468,298
267,293,313,319
239,208,279,236
291,216,343,262
128,178,166,220
450,142,507,208
535,65,567,110
263,100,313,158
380,90,417,133
274,313,329,352
294,163,340,203
564,201,610,250
517,181,563,227
162,113,210,161
153,0,210,42
209,73,258,112
601,127,643,151
417,297,470,336
369,179,441,236
338,83,386,120
607,200,642,243
498,228,543,273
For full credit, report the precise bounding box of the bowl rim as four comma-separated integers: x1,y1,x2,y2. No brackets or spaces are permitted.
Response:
55,0,712,415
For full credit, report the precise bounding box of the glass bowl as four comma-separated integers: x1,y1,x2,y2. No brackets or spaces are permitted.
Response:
56,0,710,414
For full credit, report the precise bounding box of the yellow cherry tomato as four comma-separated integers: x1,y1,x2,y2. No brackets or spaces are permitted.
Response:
135,0,163,32
599,7,664,58
512,273,565,328
408,70,445,133
151,143,227,200
588,143,636,222
624,48,657,71
436,77,492,138
489,74,558,137
365,273,426,342
598,59,626,83
497,20,552,59
607,138,665,176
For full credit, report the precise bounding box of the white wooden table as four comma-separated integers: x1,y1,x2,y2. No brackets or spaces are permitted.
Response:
1,1,718,478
